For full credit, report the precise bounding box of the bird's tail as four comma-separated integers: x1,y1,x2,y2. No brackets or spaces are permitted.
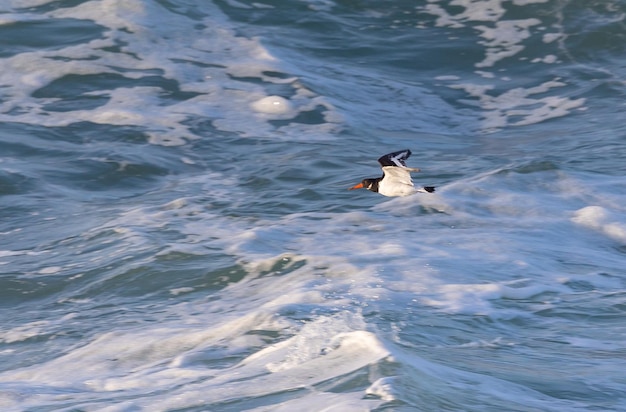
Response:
417,186,436,193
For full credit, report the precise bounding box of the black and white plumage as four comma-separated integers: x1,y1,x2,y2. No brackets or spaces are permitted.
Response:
348,149,435,197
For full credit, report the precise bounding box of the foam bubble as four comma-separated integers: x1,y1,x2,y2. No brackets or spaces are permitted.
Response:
38,266,62,274
434,75,460,81
572,206,626,243
0,250,26,258
250,95,295,115
512,0,550,4
169,287,194,296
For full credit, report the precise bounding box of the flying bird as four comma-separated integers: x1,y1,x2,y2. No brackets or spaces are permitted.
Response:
348,149,435,197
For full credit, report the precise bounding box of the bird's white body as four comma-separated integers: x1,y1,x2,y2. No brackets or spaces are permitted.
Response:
378,166,421,197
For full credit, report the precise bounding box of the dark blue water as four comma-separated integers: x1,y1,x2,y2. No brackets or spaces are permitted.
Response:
1,1,625,410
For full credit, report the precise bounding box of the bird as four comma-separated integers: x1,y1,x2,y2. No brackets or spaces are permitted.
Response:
348,149,435,197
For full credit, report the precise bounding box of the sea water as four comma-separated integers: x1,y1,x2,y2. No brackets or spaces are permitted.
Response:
1,0,625,411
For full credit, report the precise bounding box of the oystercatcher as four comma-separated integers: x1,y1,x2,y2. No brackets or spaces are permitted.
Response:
348,149,435,197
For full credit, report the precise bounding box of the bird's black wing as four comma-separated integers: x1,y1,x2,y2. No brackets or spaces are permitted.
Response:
378,149,412,168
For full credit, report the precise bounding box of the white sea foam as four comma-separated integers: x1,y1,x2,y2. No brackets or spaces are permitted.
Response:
2,1,624,410
420,0,586,131
129,166,601,321
0,310,389,410
475,18,540,67
447,79,586,131
0,0,341,143
1,0,51,10
1,314,77,344
1,321,49,344
1,158,621,410
572,206,626,243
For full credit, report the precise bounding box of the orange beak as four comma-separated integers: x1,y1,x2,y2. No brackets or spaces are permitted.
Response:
348,182,365,190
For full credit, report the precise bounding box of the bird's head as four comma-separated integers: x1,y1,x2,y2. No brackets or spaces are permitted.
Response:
348,178,378,192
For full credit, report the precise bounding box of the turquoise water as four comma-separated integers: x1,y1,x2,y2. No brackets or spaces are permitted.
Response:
1,1,625,411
